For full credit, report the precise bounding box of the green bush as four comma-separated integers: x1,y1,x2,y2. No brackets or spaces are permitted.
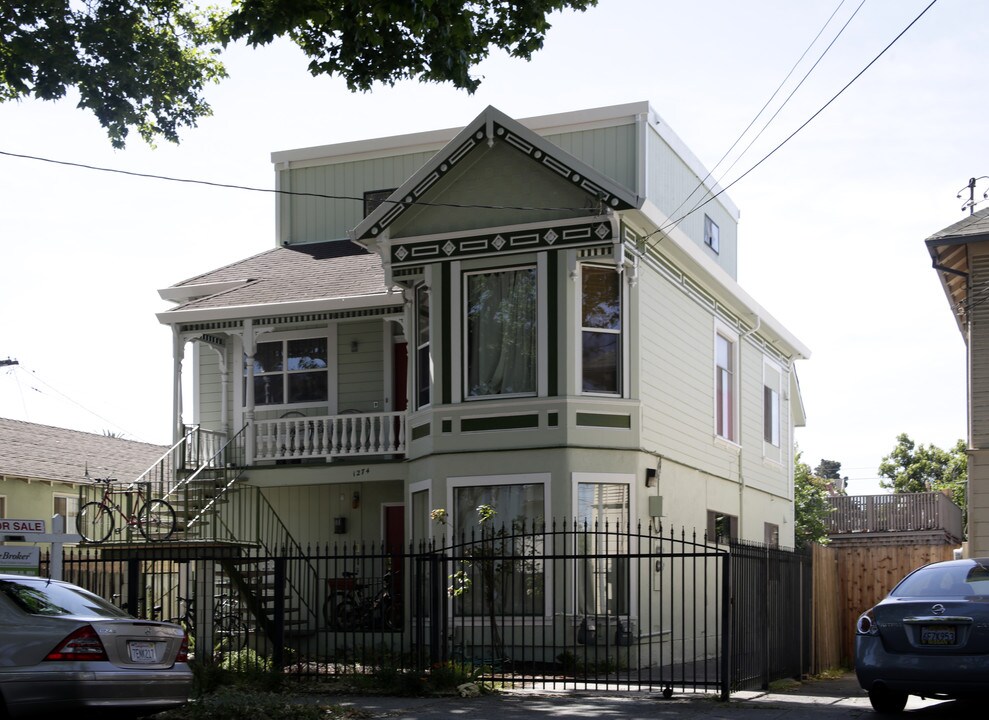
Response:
155,687,324,720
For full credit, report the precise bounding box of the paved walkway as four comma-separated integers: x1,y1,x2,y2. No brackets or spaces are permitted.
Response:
310,673,983,719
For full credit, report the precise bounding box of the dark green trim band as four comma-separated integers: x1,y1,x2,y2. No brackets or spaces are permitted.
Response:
547,251,558,397
441,263,451,405
411,422,431,441
576,413,631,429
462,414,539,432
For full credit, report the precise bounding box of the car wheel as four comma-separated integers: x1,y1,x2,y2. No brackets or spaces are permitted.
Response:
868,685,908,714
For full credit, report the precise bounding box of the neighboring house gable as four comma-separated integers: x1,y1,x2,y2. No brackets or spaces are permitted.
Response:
927,206,989,556
0,418,168,529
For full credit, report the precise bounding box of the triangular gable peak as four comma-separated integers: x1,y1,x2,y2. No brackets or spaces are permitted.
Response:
350,106,641,277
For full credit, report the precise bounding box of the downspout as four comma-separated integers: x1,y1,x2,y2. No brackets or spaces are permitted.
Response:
738,316,762,538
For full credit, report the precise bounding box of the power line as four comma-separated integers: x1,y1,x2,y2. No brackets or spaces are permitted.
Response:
667,0,861,235
0,149,605,215
646,0,939,249
1,363,145,442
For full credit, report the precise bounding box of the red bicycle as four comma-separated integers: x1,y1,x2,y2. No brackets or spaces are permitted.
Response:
76,476,176,542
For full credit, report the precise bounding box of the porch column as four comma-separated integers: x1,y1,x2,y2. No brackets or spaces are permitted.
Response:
208,346,230,437
171,328,185,444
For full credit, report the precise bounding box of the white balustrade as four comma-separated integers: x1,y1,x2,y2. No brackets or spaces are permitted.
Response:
252,412,407,462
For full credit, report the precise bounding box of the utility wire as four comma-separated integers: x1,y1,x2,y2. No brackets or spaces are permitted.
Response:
2,363,145,442
0,149,603,215
646,0,939,249
677,0,867,230
665,0,855,232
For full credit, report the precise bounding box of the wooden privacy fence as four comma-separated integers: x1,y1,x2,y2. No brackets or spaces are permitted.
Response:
810,541,960,667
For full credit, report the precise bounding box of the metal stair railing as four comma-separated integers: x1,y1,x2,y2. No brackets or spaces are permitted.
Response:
166,424,320,642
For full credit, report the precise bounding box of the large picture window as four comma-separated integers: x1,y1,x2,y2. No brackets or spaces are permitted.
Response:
465,267,537,398
452,481,545,617
581,265,622,394
247,336,328,406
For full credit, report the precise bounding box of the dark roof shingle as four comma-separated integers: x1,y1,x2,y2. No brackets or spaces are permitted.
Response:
0,418,168,486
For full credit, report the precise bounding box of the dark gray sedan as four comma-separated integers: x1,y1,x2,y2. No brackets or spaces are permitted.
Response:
855,557,989,714
0,573,192,718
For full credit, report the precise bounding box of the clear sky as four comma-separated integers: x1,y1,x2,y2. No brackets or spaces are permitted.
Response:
0,0,977,494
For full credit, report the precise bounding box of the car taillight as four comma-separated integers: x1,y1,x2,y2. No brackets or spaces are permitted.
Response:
176,632,190,663
856,610,879,636
45,625,108,661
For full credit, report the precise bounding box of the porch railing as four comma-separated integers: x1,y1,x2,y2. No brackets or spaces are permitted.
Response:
253,411,406,462
826,492,963,542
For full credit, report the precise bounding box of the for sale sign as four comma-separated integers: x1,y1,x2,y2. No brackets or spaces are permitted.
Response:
0,547,40,575
0,519,45,534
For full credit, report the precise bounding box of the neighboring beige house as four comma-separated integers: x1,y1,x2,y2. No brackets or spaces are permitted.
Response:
0,418,167,533
926,206,989,557
157,102,810,552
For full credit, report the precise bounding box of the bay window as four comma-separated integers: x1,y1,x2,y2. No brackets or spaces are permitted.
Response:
465,267,537,398
415,284,431,408
581,265,622,394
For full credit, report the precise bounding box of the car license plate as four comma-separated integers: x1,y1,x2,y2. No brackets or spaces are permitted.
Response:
128,641,157,663
920,625,955,645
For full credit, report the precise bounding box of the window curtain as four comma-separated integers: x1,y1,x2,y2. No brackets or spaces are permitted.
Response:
466,268,536,397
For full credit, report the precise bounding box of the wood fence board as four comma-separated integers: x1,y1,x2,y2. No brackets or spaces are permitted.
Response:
812,541,959,668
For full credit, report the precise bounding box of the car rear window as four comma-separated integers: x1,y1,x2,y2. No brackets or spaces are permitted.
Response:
0,579,128,618
892,562,989,598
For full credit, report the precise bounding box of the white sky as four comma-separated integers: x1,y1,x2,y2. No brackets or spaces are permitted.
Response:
0,0,978,494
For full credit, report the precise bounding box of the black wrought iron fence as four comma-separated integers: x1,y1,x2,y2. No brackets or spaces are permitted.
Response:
42,525,809,697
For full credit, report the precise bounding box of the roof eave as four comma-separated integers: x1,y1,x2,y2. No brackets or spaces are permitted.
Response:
157,292,404,326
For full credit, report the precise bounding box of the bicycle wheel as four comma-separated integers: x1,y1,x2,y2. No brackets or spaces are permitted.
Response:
213,614,248,656
77,502,114,542
335,599,362,631
138,499,176,541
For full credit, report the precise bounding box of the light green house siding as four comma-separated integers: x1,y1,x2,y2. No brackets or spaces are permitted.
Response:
278,151,437,244
544,125,638,191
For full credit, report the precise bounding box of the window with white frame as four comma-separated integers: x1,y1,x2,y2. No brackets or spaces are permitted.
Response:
708,510,738,544
715,331,737,441
576,481,629,616
581,265,622,394
415,284,431,409
53,493,79,527
763,361,782,453
704,214,720,254
245,335,328,406
465,267,537,398
452,480,545,617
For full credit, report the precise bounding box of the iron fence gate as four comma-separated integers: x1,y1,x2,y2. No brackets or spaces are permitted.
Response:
43,525,810,696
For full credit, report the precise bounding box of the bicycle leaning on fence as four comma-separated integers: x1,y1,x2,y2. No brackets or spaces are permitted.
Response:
76,476,177,542
157,594,249,659
323,569,401,631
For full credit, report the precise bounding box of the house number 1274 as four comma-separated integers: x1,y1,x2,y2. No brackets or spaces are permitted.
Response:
352,468,370,477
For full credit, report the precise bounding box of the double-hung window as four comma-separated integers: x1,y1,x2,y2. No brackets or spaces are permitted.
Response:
576,481,630,616
53,494,78,528
248,336,328,406
763,360,782,462
415,284,431,408
581,265,622,394
465,267,537,398
715,331,736,441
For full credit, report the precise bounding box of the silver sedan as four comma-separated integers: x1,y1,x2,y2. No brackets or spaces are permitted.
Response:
856,557,989,714
0,573,192,718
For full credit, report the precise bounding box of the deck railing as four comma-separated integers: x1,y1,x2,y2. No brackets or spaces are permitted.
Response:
826,492,963,542
253,411,406,462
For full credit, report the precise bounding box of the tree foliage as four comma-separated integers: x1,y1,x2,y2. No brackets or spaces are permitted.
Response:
1,0,596,148
794,450,832,548
878,432,967,516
